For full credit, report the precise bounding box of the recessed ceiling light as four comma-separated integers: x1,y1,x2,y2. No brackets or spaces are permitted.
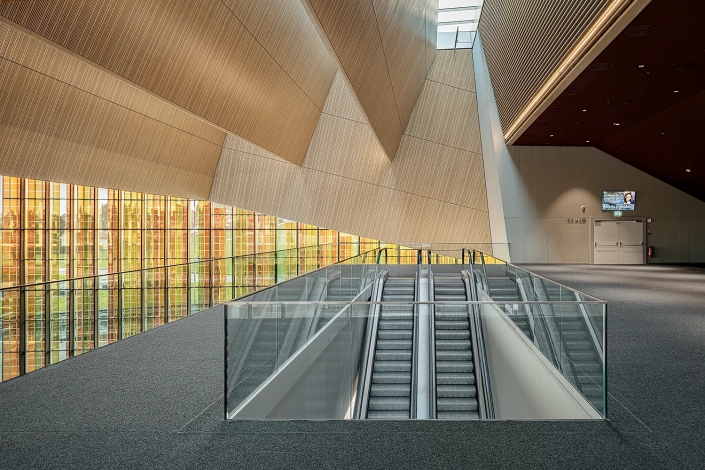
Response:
674,90,680,93
686,169,691,173
582,109,587,112
586,140,591,143
550,134,554,137
638,64,645,68
613,123,620,126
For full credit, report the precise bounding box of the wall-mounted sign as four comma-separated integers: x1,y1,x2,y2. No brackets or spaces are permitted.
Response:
614,211,623,217
566,218,587,224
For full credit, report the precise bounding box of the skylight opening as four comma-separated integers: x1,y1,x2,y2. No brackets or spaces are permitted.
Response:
437,0,484,50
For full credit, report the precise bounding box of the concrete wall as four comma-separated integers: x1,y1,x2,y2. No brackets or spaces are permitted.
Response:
503,145,705,263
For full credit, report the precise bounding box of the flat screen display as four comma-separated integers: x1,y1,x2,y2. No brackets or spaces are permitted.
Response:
602,190,636,211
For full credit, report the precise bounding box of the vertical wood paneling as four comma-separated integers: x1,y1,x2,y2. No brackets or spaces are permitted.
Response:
303,0,437,160
479,0,613,132
0,0,335,165
211,54,490,245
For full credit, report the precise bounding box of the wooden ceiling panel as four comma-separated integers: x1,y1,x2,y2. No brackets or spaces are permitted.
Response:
373,0,428,130
0,58,221,199
0,0,332,165
303,0,437,160
220,0,336,110
0,23,222,199
479,0,613,132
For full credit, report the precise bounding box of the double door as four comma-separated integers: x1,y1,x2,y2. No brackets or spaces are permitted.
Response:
593,219,644,264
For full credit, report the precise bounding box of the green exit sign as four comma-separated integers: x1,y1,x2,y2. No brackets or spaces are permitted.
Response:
614,211,623,217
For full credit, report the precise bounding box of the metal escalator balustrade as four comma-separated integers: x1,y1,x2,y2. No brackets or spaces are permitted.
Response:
367,278,416,419
434,277,479,419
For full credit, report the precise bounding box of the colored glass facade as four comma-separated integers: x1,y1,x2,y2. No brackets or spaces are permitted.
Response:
0,175,398,382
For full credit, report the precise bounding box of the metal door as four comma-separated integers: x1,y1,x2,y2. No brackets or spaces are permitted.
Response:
593,220,619,264
617,220,644,264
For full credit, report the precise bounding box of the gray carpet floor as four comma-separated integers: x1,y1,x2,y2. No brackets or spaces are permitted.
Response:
1,264,704,469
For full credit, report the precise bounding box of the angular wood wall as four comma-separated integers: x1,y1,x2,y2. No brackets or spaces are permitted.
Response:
210,50,490,245
302,0,438,160
0,22,223,199
0,0,337,165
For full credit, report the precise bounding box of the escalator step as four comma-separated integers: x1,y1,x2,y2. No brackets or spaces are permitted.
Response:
367,410,410,419
368,397,410,411
435,330,470,340
437,384,476,398
436,411,479,419
376,340,412,350
436,313,468,322
380,311,413,321
370,384,410,397
378,330,412,340
379,320,413,330
435,321,469,330
436,350,473,361
435,305,468,313
380,304,414,312
564,340,594,350
374,361,411,372
375,351,412,361
436,362,473,373
436,340,471,350
437,398,478,411
437,373,475,385
435,295,467,301
371,372,411,384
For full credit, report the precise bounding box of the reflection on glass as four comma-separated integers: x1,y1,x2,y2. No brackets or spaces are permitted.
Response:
0,174,387,382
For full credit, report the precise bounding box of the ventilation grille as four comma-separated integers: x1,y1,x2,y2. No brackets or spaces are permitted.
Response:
588,62,614,71
669,61,697,70
623,24,656,37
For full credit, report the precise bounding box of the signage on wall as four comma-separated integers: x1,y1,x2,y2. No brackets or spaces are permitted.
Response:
566,218,587,224
614,211,623,217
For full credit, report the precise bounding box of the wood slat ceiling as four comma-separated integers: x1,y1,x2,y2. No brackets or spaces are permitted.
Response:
303,0,438,160
0,0,337,165
0,21,223,199
478,0,612,133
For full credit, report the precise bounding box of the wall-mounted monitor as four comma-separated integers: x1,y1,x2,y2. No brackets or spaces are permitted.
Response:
602,190,636,211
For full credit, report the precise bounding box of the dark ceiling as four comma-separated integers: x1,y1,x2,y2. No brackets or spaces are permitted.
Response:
514,0,705,202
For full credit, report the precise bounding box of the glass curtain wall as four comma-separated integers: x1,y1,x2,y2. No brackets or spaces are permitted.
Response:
0,175,389,382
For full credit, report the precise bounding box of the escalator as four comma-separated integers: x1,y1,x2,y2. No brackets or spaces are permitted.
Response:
542,283,604,411
487,276,533,340
365,277,416,419
433,276,480,419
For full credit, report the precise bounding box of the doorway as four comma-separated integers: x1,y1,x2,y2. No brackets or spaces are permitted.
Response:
592,219,645,264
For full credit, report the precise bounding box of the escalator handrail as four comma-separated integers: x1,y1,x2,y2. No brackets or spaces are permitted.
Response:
305,271,342,340
461,269,494,419
428,267,437,420
355,270,387,419
479,252,490,293
518,274,561,370
410,269,420,419
370,248,388,305
514,275,538,341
